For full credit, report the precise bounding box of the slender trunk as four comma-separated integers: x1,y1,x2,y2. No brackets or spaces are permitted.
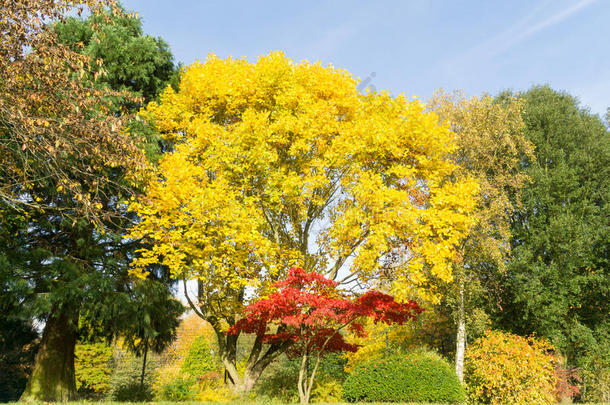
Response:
455,278,466,384
140,340,148,387
298,348,308,404
20,307,77,402
298,350,323,404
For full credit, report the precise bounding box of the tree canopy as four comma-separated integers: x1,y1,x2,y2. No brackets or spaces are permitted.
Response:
128,51,479,393
499,86,610,368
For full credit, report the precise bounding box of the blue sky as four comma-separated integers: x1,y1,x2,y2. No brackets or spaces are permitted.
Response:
122,0,608,115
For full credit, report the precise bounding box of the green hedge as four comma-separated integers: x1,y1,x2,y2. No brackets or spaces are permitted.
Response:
343,350,464,403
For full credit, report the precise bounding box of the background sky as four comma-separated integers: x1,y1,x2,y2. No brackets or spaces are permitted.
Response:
122,0,608,116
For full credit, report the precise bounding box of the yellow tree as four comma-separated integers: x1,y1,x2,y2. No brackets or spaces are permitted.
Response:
428,91,534,383
128,52,479,393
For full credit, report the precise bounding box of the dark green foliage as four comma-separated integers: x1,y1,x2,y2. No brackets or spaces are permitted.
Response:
0,220,39,402
256,352,347,403
107,351,158,401
0,305,38,402
497,86,610,371
0,4,182,400
54,6,176,105
343,351,465,403
181,335,217,379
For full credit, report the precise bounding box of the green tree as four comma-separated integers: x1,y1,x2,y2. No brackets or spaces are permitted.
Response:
54,4,177,107
499,86,610,370
0,1,181,400
0,257,39,402
181,335,217,379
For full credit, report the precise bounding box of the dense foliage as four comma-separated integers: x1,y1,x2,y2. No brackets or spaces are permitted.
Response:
429,91,533,381
0,1,182,401
128,51,478,394
181,335,217,380
343,351,464,403
74,342,114,398
499,86,610,381
465,330,557,405
1,0,608,401
54,6,176,105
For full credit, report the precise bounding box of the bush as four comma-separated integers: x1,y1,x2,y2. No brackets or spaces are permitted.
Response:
181,334,217,379
74,342,114,399
343,349,464,403
465,330,557,405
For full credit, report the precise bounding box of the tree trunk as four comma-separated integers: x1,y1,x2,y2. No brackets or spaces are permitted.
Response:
140,340,148,387
455,278,466,384
20,307,77,402
297,348,308,404
184,282,287,395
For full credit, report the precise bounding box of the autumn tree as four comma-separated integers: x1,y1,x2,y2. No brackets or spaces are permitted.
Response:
498,86,610,376
0,1,182,400
428,91,534,382
129,52,479,393
229,267,423,404
0,0,147,221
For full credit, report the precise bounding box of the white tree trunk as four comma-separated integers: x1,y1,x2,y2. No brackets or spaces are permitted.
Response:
455,279,466,384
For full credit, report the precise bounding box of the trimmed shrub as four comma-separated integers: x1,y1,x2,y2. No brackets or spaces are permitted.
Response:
343,350,464,403
465,330,557,405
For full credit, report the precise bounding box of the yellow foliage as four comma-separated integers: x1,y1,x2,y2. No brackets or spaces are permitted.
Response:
429,91,534,272
465,330,558,405
128,51,479,307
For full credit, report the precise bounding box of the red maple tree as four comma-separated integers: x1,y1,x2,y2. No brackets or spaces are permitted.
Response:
229,267,423,404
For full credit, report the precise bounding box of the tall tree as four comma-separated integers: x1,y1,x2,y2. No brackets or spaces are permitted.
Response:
499,86,610,371
429,92,534,382
0,1,182,400
128,52,479,393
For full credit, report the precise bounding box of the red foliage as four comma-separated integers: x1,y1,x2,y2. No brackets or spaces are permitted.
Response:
229,267,423,357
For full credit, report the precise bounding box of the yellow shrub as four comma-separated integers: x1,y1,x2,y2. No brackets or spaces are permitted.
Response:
465,330,558,405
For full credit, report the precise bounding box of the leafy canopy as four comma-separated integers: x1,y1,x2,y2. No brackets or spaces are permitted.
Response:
499,86,610,368
128,52,479,305
229,267,423,356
